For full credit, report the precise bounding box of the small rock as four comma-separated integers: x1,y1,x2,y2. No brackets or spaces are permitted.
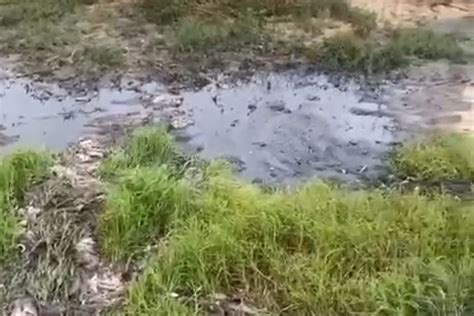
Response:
350,107,383,117
75,96,91,103
306,94,320,101
349,140,358,146
247,104,257,115
268,101,286,112
152,94,183,108
252,141,267,148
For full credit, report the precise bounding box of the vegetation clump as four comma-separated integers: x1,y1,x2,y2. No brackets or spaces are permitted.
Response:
98,127,474,315
0,0,467,74
392,134,474,183
318,28,466,74
141,0,376,52
0,151,51,264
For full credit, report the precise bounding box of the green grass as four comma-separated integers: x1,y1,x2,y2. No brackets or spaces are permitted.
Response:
0,0,96,27
318,33,407,74
100,126,181,178
80,44,125,69
100,166,201,260
141,0,376,52
0,151,51,264
391,28,465,62
174,14,261,52
317,28,466,74
392,135,474,183
127,182,474,315
0,0,124,73
98,128,474,315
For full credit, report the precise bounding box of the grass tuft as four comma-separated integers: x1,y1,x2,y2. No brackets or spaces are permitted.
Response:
100,166,201,261
392,135,474,182
80,44,125,69
142,0,376,52
0,151,51,263
174,14,260,52
391,28,465,62
0,0,97,27
101,126,181,178
317,28,465,73
318,33,407,73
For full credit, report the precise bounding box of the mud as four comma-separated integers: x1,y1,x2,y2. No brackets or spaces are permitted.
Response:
1,62,472,184
385,63,474,135
0,71,155,154
178,72,397,183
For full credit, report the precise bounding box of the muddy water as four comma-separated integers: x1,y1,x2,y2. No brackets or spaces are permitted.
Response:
0,76,149,154
179,73,397,183
1,65,472,183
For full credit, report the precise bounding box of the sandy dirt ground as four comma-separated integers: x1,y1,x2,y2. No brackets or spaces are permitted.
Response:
350,0,473,25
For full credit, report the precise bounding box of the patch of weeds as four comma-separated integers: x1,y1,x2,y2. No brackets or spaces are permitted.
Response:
100,127,207,260
175,13,261,52
100,126,181,178
175,18,234,52
299,0,376,36
0,0,125,74
125,172,474,314
0,151,51,264
100,166,201,261
318,33,407,73
392,135,474,182
0,0,97,28
79,44,125,69
391,28,465,62
97,128,474,314
317,27,465,73
141,0,189,24
345,8,376,37
141,0,376,53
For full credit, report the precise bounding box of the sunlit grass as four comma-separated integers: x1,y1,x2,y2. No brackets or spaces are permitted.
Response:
100,126,181,179
99,127,474,315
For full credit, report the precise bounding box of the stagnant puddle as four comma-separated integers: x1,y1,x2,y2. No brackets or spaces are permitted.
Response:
179,73,397,183
1,66,472,183
0,78,148,154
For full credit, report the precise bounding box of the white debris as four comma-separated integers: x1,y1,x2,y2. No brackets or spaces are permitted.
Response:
76,237,99,270
171,117,194,129
152,94,183,108
10,298,38,316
